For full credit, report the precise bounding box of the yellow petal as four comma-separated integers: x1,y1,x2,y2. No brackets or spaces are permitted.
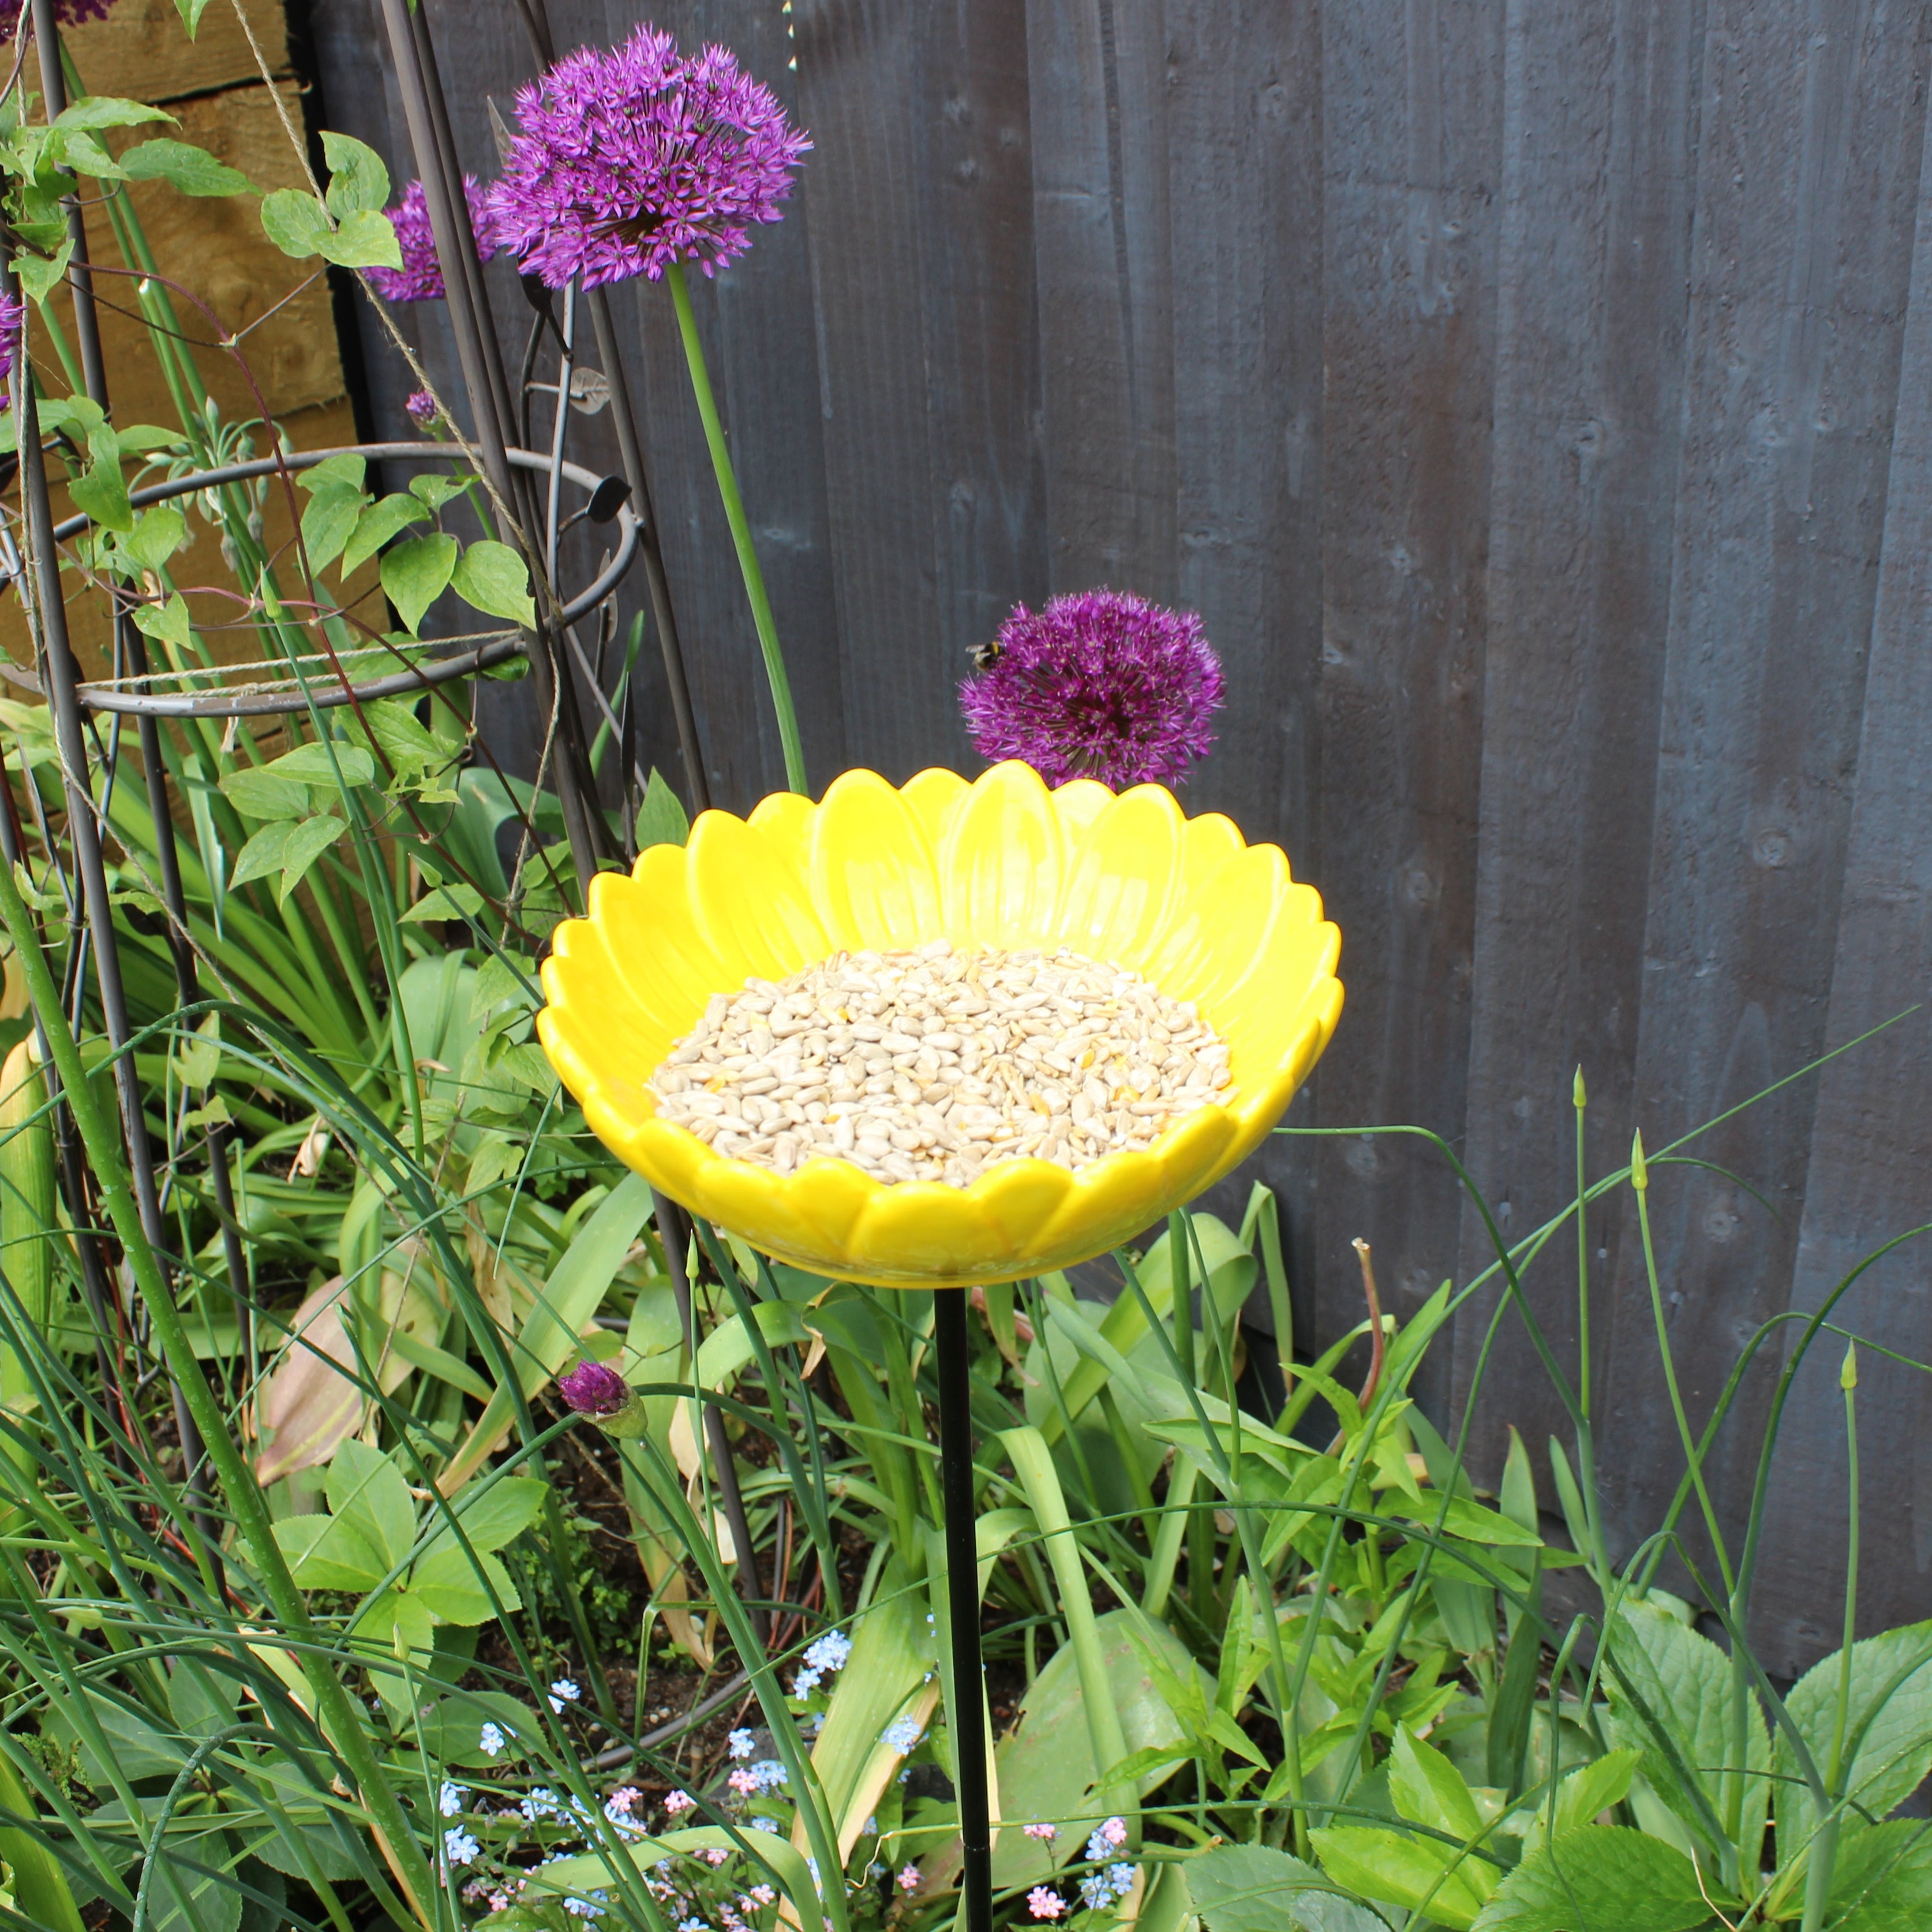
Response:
847,1182,1010,1286
811,770,944,953
1145,844,1293,1014
941,761,1066,950
788,1158,878,1265
1178,811,1246,897
902,767,969,849
971,1159,1075,1256
1054,784,1184,971
748,790,816,855
687,811,832,981
1037,1149,1169,1271
1051,778,1115,836
594,847,733,1040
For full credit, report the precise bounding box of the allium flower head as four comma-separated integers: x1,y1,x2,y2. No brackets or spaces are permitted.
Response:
54,0,115,23
486,24,810,290
0,289,23,400
368,176,498,302
960,589,1225,790
559,1358,652,1436
405,388,439,430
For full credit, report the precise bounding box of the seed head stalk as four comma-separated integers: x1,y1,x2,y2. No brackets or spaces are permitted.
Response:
668,259,806,794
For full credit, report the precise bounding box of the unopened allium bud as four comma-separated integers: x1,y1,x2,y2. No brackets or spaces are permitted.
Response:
557,1359,649,1438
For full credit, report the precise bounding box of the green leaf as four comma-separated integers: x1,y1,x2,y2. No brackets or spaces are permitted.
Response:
51,129,126,179
1606,1597,1766,1859
273,815,347,903
298,453,366,496
68,421,133,534
1311,1825,1495,1931
409,471,467,512
635,767,690,849
1550,1749,1641,1838
173,0,212,34
1830,1819,1932,1931
222,765,311,822
450,538,536,627
264,741,377,792
117,504,186,572
402,882,485,924
259,187,333,260
1185,1843,1390,1932
427,1477,548,1558
299,481,366,572
1776,1622,1932,1859
381,531,458,635
326,1439,417,1574
272,1510,385,1593
1470,1826,1717,1931
341,492,430,577
410,1545,521,1625
319,207,403,271
12,240,72,305
320,130,390,216
120,138,252,197
351,1585,435,1659
176,1012,222,1091
52,98,171,133
132,592,192,657
1396,1493,1545,1548
1390,1725,1485,1841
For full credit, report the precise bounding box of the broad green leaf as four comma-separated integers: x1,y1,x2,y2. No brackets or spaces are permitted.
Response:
320,130,390,216
410,1544,521,1624
1391,1725,1486,1841
409,471,467,511
1470,1826,1717,1931
13,240,72,304
636,767,690,848
1395,1492,1545,1548
299,480,366,571
132,592,192,657
340,492,430,577
272,1510,385,1592
401,882,485,924
68,431,133,534
172,0,211,33
450,538,536,626
1185,1843,1390,1932
424,1477,548,1558
1311,1825,1495,1930
264,742,377,790
239,814,343,904
298,452,366,495
351,1585,435,1660
118,504,186,572
175,1012,222,1091
120,138,252,197
1550,1748,1641,1838
222,765,309,822
326,1438,416,1573
1606,1597,1766,1858
381,530,458,635
52,98,171,133
1830,1819,1932,1931
259,187,333,260
229,818,299,888
319,207,403,271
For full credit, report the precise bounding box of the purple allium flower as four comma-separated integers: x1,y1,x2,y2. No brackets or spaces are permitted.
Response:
557,1359,630,1417
485,24,809,291
368,177,498,302
404,388,439,430
0,290,21,405
961,590,1225,791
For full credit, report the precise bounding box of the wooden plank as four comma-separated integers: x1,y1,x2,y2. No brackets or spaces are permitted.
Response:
1594,0,1932,1592
1025,0,1175,597
1161,1,1328,1331
1313,0,1504,1414
65,0,291,103
1749,73,1932,1675
1448,0,1706,1483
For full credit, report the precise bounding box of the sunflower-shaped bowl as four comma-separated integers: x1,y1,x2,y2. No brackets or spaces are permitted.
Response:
538,762,1342,1288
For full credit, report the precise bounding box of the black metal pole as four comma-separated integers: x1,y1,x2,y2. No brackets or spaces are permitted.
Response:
934,1286,993,1932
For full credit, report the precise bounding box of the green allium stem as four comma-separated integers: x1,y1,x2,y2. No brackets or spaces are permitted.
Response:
668,258,807,795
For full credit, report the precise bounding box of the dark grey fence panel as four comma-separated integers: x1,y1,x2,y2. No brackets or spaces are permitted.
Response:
305,0,1932,1671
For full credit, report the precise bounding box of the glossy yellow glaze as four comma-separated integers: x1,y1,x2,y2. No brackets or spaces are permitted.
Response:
538,762,1343,1287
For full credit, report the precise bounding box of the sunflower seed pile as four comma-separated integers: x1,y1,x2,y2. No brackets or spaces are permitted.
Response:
647,941,1232,1187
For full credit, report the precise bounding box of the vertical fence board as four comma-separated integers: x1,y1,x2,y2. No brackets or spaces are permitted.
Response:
1751,73,1932,1674
1451,0,1705,1476
1596,0,1930,1577
1314,0,1503,1408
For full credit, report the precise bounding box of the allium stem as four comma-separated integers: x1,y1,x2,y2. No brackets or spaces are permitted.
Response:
668,260,806,795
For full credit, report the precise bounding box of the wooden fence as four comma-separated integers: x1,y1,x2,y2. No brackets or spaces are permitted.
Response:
302,0,1932,1673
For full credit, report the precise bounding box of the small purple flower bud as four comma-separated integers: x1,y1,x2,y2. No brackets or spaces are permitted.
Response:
557,1360,650,1438
405,389,439,430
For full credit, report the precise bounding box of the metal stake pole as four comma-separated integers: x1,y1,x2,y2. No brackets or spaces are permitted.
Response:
934,1287,993,1932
